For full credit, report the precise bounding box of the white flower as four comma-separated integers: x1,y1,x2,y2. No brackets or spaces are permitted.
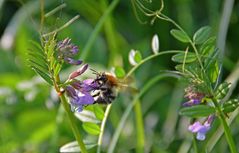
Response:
151,34,159,54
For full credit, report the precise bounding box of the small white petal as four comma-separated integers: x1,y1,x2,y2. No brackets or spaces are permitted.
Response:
128,49,138,66
151,34,159,54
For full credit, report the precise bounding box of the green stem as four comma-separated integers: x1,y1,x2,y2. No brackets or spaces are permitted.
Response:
125,50,184,79
134,100,145,153
211,97,237,153
81,0,120,60
97,104,112,153
192,135,199,153
59,94,88,153
107,73,180,153
159,14,204,71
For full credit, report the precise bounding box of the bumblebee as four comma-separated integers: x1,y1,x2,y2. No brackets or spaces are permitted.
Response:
90,69,137,104
90,70,116,104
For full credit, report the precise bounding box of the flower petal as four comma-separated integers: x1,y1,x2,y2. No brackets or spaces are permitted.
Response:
196,132,206,141
77,92,94,105
188,121,203,133
128,49,138,66
65,58,82,65
68,64,88,79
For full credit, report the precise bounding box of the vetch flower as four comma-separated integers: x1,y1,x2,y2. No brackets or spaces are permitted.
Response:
65,85,95,112
64,58,82,65
182,99,201,107
69,64,88,80
182,86,205,107
188,115,214,141
57,38,82,65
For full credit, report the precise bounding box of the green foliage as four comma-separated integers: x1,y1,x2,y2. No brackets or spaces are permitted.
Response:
170,29,190,43
222,99,239,113
82,122,101,135
28,41,53,85
193,26,211,44
215,82,231,100
172,52,197,63
133,50,142,63
93,104,104,121
114,66,126,78
179,105,215,117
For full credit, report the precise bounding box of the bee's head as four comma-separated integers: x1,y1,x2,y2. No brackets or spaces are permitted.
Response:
90,68,108,85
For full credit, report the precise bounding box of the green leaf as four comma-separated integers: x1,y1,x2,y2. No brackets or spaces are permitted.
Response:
170,29,190,43
200,37,216,55
172,52,197,63
204,48,219,69
179,105,215,117
114,66,126,78
31,67,53,85
29,40,45,55
44,34,57,58
82,122,100,135
215,82,231,100
28,51,47,65
75,110,100,123
193,26,211,44
222,99,239,113
60,140,97,153
134,51,142,63
28,59,49,72
53,62,62,77
207,61,219,83
93,105,104,121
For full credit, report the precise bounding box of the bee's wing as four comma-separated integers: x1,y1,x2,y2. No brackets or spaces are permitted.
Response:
117,83,139,94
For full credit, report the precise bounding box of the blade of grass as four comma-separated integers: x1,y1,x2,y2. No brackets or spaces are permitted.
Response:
134,100,145,153
81,0,120,60
97,104,112,153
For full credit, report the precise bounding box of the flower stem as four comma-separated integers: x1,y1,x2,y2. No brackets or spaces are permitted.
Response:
211,97,237,153
125,50,184,79
59,94,88,153
192,136,199,153
97,104,112,153
134,100,145,153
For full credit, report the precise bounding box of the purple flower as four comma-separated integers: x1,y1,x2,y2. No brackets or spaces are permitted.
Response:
188,121,210,141
71,79,99,92
57,38,81,65
188,115,214,141
68,64,88,79
183,86,205,107
64,57,82,65
65,85,94,112
182,99,201,107
65,76,102,112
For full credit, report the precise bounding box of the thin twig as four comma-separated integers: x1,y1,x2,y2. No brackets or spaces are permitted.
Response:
45,3,67,18
42,15,80,37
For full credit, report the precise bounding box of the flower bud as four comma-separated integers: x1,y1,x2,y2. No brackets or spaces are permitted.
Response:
68,64,88,79
151,34,159,54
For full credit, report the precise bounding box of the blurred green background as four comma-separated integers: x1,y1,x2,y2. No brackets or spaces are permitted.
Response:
1,0,239,153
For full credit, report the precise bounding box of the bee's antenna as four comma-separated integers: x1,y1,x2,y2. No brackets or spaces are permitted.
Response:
90,68,99,75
